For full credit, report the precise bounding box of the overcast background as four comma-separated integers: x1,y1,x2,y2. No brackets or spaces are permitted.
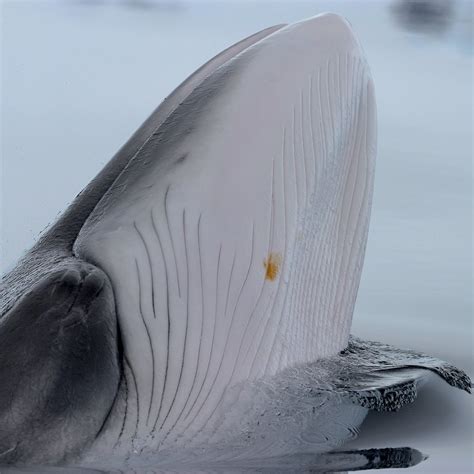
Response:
1,1,472,472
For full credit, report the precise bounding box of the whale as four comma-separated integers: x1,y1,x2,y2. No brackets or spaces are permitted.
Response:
0,13,470,471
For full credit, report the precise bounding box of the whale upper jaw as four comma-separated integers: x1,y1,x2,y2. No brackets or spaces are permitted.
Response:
74,13,376,449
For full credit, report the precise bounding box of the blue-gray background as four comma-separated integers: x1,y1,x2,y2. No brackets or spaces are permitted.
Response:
1,0,472,472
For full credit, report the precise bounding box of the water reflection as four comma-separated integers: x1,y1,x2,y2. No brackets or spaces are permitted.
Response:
0,447,426,473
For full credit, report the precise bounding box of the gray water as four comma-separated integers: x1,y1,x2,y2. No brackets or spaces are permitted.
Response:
1,0,472,472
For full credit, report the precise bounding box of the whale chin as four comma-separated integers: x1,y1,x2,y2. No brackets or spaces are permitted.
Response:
74,12,376,448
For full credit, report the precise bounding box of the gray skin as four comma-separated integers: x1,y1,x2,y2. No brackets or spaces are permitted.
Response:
0,261,119,464
0,25,285,466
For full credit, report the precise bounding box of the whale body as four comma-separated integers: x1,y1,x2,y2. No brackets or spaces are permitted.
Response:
0,13,470,470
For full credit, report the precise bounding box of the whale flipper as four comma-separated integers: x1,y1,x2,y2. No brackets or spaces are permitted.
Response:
338,337,471,411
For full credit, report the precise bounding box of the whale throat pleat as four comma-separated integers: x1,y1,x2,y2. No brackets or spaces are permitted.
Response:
74,14,376,445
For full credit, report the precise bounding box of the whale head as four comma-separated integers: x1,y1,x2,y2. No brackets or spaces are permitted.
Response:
74,13,376,449
0,13,376,465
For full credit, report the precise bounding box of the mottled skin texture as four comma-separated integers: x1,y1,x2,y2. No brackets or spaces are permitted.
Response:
0,261,120,465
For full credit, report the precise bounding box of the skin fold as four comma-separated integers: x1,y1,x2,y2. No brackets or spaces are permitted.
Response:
0,261,120,464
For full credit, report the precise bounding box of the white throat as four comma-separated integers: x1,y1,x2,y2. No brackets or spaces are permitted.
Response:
75,13,376,449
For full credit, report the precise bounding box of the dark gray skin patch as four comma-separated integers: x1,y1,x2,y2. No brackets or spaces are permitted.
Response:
0,262,120,466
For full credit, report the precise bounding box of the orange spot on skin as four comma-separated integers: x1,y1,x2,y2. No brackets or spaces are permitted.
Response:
264,252,282,281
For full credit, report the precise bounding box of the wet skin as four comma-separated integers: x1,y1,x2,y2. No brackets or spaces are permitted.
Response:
0,262,120,465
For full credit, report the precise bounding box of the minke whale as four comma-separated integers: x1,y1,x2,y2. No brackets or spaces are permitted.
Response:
0,13,470,471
